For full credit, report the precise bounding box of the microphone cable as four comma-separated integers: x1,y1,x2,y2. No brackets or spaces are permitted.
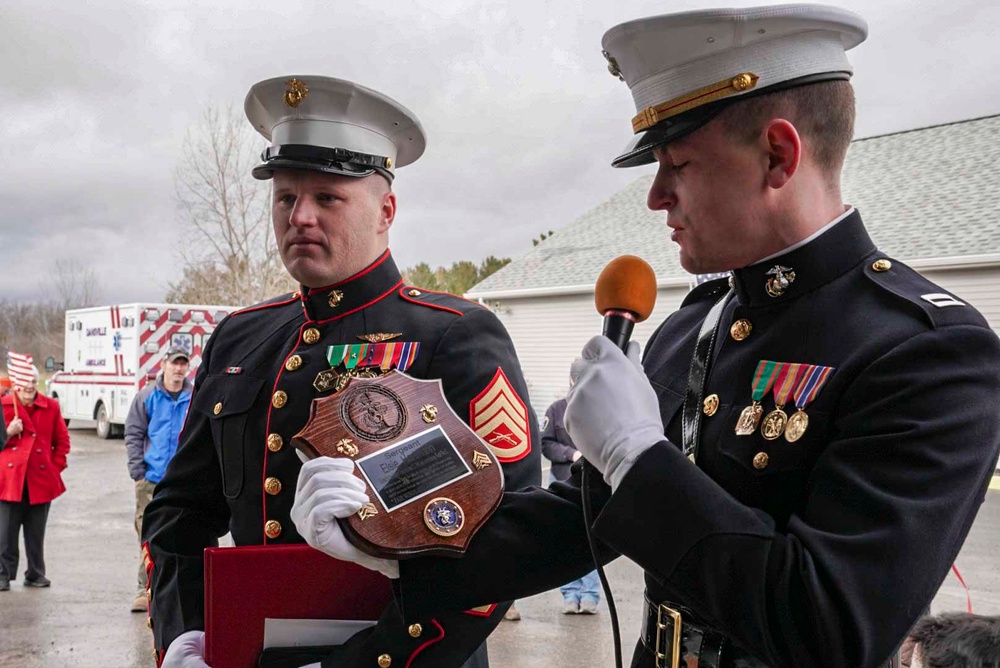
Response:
582,463,623,668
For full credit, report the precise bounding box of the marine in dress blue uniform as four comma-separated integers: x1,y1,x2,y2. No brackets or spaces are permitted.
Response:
306,6,1000,668
141,76,540,668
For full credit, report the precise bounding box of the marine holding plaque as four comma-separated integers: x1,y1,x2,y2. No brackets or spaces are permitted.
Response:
141,75,541,668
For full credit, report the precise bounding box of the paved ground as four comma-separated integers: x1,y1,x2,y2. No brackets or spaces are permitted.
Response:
0,425,997,667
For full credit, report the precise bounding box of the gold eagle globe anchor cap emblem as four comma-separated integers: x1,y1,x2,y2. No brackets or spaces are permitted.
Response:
765,265,796,298
283,78,309,108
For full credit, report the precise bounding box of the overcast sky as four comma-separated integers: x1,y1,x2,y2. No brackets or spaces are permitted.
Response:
2,0,999,304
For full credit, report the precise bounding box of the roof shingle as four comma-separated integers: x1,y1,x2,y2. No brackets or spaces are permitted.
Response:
470,114,1000,295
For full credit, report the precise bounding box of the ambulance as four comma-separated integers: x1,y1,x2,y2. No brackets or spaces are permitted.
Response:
48,303,237,438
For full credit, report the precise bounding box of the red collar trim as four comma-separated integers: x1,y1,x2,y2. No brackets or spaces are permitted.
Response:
306,248,392,296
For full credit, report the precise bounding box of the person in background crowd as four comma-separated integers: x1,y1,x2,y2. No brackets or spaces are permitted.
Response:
0,377,10,452
125,346,192,612
540,380,600,616
0,367,70,591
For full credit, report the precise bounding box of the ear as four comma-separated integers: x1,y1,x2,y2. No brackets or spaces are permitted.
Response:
378,189,397,233
761,119,801,189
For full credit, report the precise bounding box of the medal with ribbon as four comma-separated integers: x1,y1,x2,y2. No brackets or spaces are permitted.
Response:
760,363,807,440
784,364,835,442
735,360,781,436
327,342,421,371
315,342,421,392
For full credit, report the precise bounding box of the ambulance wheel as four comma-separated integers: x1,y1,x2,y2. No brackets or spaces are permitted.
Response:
96,403,112,440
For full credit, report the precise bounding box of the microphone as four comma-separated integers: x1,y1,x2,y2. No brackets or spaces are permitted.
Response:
595,255,658,351
579,255,657,668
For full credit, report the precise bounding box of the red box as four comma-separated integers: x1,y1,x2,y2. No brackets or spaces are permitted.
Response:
204,544,393,668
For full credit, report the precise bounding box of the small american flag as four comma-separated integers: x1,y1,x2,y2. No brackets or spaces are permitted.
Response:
5,350,35,388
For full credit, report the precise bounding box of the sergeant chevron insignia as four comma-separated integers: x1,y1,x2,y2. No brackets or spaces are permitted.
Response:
470,368,530,463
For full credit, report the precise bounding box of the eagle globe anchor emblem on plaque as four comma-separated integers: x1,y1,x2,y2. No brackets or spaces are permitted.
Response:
292,372,503,558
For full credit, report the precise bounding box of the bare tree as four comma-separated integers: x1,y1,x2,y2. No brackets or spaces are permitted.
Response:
50,259,102,309
169,105,295,307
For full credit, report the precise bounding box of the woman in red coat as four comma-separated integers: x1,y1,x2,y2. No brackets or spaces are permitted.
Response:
0,370,70,591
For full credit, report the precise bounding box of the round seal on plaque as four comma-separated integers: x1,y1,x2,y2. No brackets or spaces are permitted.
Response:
340,385,407,442
423,497,465,537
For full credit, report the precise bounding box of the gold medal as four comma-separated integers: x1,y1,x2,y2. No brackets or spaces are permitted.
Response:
785,364,835,443
313,368,341,393
737,361,782,436
760,409,787,440
760,363,806,441
784,410,809,443
735,402,763,436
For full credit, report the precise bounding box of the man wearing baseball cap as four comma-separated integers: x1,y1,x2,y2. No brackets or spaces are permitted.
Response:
125,346,192,612
297,5,1000,667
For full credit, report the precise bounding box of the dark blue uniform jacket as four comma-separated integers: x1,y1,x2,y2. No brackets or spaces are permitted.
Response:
142,250,541,667
398,211,1000,668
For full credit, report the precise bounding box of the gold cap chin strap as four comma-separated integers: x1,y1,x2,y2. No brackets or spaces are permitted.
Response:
631,72,759,133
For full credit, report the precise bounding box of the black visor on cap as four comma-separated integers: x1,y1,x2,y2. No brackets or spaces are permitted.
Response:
612,72,852,169
252,144,393,181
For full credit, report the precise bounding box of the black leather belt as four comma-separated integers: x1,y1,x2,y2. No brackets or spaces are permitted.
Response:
640,594,727,668
641,593,902,668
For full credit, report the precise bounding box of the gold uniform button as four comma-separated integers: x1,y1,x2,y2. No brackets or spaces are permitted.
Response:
408,623,422,638
702,394,719,417
303,327,321,344
213,402,223,415
265,477,282,495
285,355,303,371
146,617,153,629
378,654,392,668
267,433,284,452
146,588,152,602
730,319,752,341
291,290,301,299
264,520,282,539
272,391,288,409
872,259,892,272
752,452,769,470
407,289,421,297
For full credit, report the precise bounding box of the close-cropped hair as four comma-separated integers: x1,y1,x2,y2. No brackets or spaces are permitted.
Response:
717,79,856,177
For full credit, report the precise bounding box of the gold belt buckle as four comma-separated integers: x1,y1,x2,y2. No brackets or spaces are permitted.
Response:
654,604,682,668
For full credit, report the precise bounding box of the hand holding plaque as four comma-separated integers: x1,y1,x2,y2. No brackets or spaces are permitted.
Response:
292,372,504,559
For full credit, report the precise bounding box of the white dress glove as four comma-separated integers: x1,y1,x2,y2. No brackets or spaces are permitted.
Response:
291,457,400,579
162,630,209,668
565,336,665,490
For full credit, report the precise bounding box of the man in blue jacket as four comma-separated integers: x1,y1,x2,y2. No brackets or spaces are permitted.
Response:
125,346,192,612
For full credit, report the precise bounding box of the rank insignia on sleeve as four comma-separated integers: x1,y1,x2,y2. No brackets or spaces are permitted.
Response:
470,368,530,463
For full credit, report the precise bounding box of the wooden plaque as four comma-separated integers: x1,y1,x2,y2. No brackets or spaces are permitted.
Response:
292,371,504,558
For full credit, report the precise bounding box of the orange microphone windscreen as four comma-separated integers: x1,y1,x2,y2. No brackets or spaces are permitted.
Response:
595,255,657,322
